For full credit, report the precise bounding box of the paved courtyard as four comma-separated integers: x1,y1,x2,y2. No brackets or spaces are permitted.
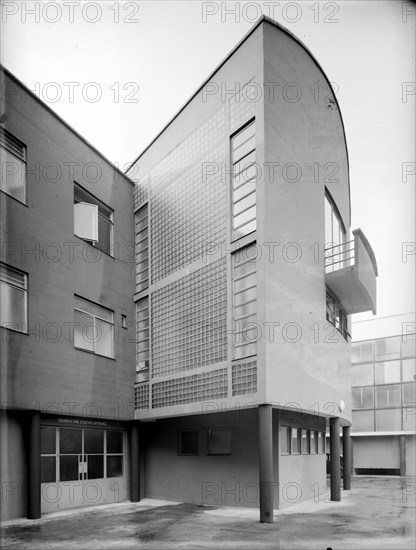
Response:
1,477,415,549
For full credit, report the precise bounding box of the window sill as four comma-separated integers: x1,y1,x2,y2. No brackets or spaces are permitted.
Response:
73,235,115,260
0,325,28,335
74,346,115,361
0,189,28,207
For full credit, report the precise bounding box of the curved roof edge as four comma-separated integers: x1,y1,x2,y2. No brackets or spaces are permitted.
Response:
127,15,351,219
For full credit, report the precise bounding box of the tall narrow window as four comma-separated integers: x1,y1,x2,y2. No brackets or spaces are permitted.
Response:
326,289,348,341
0,128,26,203
0,263,27,332
135,204,149,293
232,243,257,359
74,183,114,256
74,296,114,358
325,192,347,271
231,120,256,240
136,297,150,381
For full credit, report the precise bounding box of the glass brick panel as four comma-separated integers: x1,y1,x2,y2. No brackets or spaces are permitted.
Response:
151,259,227,376
232,360,257,396
135,384,149,410
150,108,226,283
152,368,227,408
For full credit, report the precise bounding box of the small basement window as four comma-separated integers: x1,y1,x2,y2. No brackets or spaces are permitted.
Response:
207,428,232,455
178,430,198,456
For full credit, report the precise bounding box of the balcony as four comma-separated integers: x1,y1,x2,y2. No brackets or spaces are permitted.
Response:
325,229,378,315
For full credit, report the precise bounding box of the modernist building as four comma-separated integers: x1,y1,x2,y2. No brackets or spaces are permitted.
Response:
127,17,377,520
351,332,415,476
1,16,379,523
0,67,137,521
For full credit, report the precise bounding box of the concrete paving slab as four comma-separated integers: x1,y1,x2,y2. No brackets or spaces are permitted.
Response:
1,477,415,549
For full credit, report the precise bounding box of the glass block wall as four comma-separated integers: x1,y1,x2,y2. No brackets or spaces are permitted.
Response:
351,334,416,432
134,82,259,412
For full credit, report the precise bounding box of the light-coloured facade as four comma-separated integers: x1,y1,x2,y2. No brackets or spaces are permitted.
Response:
128,17,377,517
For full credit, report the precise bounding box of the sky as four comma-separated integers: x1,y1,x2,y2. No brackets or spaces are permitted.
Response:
1,0,415,339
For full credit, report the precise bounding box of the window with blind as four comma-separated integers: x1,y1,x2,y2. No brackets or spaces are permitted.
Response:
0,128,26,203
0,263,27,332
74,296,114,358
232,243,257,360
135,205,149,293
231,120,256,241
74,183,114,256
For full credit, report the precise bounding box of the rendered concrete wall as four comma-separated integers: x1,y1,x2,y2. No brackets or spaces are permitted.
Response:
141,411,260,507
261,21,352,421
275,409,327,509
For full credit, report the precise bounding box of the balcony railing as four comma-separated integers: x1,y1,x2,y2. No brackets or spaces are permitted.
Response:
324,229,378,315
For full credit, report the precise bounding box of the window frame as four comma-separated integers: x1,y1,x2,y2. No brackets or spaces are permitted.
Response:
326,287,349,341
177,429,199,456
280,425,291,455
74,182,114,257
74,295,114,359
230,119,256,242
232,243,258,360
0,263,28,333
0,128,27,204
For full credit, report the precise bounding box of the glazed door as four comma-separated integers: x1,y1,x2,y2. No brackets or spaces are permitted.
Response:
41,426,126,514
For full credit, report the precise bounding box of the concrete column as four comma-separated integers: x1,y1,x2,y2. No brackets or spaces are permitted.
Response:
329,417,341,502
399,435,406,477
258,404,273,523
129,422,140,502
27,411,41,519
342,426,351,490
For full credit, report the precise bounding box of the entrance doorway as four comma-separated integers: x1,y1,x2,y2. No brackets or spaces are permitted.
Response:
40,425,128,513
